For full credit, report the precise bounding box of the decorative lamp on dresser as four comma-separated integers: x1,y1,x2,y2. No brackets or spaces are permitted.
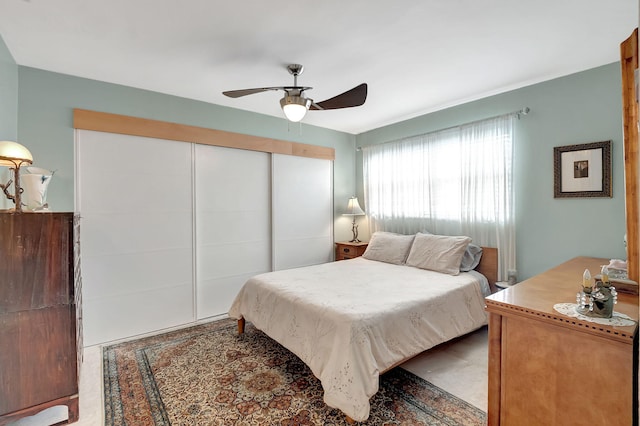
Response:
335,241,368,261
0,212,82,425
485,256,638,426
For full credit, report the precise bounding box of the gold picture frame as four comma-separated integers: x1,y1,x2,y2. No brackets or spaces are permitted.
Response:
553,141,612,198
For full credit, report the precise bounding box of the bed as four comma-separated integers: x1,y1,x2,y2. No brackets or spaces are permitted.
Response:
228,232,498,422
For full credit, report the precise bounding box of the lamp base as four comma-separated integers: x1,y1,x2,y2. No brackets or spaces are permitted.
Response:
0,166,26,212
350,220,360,243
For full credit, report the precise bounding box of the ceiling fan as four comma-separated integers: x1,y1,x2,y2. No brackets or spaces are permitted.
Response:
222,64,367,122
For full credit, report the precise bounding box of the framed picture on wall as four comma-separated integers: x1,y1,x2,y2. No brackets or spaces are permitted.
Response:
553,140,612,198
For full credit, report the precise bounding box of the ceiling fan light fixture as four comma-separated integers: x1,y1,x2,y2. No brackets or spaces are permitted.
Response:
223,64,367,122
280,95,311,122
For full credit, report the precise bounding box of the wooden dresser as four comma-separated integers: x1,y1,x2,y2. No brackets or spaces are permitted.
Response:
0,213,82,425
485,257,638,426
335,241,368,260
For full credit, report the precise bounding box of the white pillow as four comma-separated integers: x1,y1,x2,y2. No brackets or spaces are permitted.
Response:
405,232,472,275
362,231,415,265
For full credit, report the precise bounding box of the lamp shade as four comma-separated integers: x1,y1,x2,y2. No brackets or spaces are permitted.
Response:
280,95,311,122
0,141,33,167
343,196,365,216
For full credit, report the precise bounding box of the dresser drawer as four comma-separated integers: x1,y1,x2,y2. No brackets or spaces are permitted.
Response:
335,242,368,261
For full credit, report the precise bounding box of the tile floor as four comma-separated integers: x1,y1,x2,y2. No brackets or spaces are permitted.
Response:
401,326,488,411
10,325,488,425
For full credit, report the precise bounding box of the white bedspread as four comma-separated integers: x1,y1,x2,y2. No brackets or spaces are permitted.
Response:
228,257,489,421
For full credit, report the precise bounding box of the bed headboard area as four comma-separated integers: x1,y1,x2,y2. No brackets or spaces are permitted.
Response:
362,231,499,293
476,247,498,292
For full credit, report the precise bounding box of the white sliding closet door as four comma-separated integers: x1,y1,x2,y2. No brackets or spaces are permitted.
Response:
76,130,194,346
195,145,271,319
272,154,333,270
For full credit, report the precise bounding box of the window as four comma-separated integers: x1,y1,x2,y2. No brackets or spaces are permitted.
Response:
362,114,515,278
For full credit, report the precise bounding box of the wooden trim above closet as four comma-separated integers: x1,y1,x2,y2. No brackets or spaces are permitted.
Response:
73,109,335,161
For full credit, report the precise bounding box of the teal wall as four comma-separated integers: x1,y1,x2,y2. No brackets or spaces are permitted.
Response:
4,28,628,280
15,66,358,241
0,35,17,140
357,63,626,280
0,37,18,210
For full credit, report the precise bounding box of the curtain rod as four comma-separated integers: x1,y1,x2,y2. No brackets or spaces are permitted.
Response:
357,107,530,151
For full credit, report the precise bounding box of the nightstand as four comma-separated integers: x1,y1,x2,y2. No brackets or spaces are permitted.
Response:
335,241,368,261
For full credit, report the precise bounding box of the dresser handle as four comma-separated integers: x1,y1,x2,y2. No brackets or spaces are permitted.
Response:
343,248,350,253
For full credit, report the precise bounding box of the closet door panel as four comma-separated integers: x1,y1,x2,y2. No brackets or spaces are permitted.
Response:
272,154,333,271
195,145,271,319
77,130,194,346
79,213,190,260
80,250,192,302
82,281,192,346
275,239,334,271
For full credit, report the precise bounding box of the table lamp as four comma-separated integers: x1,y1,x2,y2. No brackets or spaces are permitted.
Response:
343,196,365,242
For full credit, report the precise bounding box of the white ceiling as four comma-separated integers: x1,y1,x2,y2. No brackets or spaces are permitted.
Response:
0,1,637,134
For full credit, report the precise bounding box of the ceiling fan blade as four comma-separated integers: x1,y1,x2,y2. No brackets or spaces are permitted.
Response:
222,87,285,98
309,83,367,110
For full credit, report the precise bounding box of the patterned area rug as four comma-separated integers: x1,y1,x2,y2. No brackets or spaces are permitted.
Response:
103,319,486,425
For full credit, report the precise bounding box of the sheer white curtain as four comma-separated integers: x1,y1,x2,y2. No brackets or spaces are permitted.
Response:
363,114,515,279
